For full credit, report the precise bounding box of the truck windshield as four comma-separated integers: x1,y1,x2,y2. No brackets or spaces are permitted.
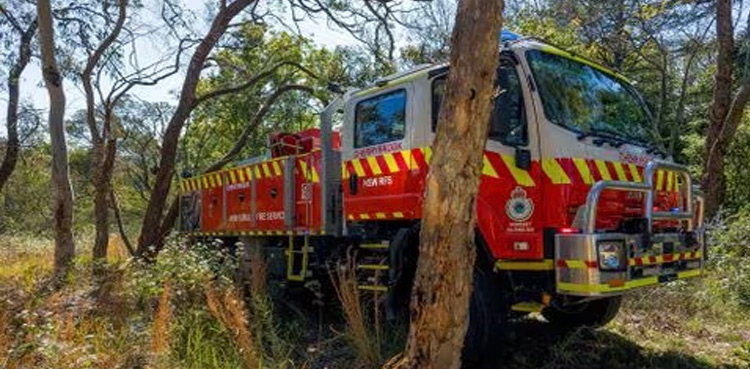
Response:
526,49,651,145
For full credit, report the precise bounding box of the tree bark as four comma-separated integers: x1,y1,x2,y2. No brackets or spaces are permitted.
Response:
704,0,736,217
399,1,503,368
38,0,75,281
137,0,256,257
93,132,118,260
82,0,128,262
0,18,36,193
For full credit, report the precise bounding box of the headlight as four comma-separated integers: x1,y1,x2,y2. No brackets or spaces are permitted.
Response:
598,240,626,271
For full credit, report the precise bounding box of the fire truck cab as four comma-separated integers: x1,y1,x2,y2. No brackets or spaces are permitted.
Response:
179,32,705,343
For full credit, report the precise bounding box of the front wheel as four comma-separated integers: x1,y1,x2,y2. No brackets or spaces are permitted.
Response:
541,296,622,329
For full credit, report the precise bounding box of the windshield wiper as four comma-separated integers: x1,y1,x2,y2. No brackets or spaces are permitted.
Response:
579,128,627,148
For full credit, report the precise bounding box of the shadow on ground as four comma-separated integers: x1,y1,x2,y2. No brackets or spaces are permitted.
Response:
474,319,742,369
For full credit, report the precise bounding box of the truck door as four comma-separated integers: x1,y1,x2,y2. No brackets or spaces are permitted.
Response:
341,84,416,221
430,56,544,260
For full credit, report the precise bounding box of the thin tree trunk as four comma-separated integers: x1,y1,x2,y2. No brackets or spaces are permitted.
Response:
0,19,36,193
704,0,735,217
38,0,75,281
93,136,117,260
670,47,699,156
110,188,135,256
84,0,128,262
137,0,256,257
399,1,504,368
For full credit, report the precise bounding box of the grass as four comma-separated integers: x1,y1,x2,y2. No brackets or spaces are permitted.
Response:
0,233,747,369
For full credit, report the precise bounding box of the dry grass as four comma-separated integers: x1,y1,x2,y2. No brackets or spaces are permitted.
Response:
107,234,132,263
330,253,380,367
0,306,10,367
205,282,261,369
151,280,173,355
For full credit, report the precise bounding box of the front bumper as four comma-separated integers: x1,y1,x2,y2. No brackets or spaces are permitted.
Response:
555,232,703,297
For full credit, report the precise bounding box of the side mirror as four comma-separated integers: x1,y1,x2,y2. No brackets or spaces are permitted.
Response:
515,148,531,170
349,174,358,195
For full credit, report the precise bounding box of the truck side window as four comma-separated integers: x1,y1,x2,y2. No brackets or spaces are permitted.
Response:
354,89,407,148
431,60,527,146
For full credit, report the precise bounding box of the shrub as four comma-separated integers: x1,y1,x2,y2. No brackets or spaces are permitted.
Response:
705,210,750,308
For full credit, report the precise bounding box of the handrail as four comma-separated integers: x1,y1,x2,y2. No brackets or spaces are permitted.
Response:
582,159,699,234
643,160,693,232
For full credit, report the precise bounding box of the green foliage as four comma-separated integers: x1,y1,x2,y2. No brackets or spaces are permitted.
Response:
706,210,750,308
170,308,246,369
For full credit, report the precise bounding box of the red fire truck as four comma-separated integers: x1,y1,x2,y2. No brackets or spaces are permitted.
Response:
179,32,705,350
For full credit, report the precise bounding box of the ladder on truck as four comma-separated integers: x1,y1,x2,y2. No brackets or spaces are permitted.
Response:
356,241,391,293
286,235,312,281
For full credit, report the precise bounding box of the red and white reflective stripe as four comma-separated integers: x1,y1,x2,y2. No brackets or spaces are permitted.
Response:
629,251,701,267
556,259,598,269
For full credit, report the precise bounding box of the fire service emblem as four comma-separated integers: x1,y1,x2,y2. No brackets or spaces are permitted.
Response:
506,186,534,222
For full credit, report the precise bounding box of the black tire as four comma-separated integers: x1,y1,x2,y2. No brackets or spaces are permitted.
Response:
541,296,622,329
462,262,506,368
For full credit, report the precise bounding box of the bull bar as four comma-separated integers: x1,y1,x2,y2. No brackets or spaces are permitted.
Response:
555,159,706,297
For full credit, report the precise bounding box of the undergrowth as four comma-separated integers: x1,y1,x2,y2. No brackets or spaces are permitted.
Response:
0,210,748,369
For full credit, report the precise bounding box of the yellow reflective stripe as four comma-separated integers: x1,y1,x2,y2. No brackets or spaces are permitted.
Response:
501,154,535,186
401,150,419,170
254,166,262,179
423,147,433,164
262,163,271,178
366,156,383,175
237,168,245,182
229,170,237,184
208,175,216,187
612,162,628,181
482,155,500,178
299,160,309,180
392,212,404,218
495,260,554,271
375,212,387,219
656,170,665,190
667,171,674,192
202,177,209,188
360,213,370,220
595,160,612,180
351,160,366,177
558,269,702,294
629,164,642,182
245,167,254,181
383,153,400,173
678,269,701,278
311,167,320,183
272,161,282,176
216,174,223,186
565,260,587,269
341,163,349,179
542,158,571,184
573,158,594,184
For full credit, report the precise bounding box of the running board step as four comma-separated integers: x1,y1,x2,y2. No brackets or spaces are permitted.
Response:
511,301,545,313
357,264,389,271
358,284,388,292
359,242,390,250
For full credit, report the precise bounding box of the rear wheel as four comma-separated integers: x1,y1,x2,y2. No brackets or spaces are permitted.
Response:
541,296,622,329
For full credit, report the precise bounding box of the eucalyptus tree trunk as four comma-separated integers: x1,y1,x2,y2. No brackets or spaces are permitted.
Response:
37,0,75,280
0,17,36,193
137,0,256,257
703,0,750,217
400,1,504,368
85,0,128,262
